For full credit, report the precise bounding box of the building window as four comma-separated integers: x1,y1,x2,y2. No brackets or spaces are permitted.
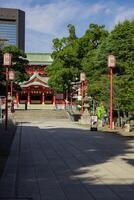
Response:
0,23,16,45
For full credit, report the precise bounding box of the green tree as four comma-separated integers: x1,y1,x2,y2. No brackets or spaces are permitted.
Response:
96,20,134,112
80,24,109,107
46,20,134,116
0,45,29,95
46,24,82,94
2,45,29,82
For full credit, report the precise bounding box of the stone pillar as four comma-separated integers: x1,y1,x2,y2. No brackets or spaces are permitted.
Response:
16,92,19,104
42,92,45,104
79,108,90,125
27,92,30,105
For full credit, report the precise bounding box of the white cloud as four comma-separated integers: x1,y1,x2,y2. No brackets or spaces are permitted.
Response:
114,7,134,24
0,0,107,36
0,0,108,51
1,0,134,52
25,1,106,37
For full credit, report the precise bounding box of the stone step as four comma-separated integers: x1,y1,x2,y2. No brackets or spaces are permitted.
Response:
14,109,69,122
15,104,55,110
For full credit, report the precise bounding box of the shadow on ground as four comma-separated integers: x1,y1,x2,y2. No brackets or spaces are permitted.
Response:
1,124,132,200
0,120,17,178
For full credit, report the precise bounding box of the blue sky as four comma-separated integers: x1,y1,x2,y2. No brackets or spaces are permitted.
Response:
0,0,134,53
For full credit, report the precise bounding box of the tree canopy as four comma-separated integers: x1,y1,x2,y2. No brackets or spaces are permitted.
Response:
0,45,29,95
47,20,134,113
95,20,134,111
46,24,82,94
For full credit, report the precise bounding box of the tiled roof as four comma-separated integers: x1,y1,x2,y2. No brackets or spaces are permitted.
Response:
26,53,53,65
20,72,49,88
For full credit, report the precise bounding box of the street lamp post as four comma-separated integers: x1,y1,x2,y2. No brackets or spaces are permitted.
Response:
108,55,116,129
9,70,15,98
3,53,12,131
80,72,86,114
9,70,15,112
81,81,84,114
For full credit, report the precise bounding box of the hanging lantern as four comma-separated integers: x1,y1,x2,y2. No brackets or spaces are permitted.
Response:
9,70,15,80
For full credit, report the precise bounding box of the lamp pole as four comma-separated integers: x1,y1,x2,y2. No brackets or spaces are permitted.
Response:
11,80,13,99
3,53,12,131
80,72,86,114
81,81,84,114
110,67,113,129
5,66,8,130
108,55,116,129
9,70,15,112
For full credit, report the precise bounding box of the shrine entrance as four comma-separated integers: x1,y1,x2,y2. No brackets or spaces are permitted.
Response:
19,93,27,104
18,91,53,105
18,72,54,105
45,94,53,104
30,93,42,104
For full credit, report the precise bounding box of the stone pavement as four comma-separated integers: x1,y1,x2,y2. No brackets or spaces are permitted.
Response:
0,110,134,200
99,127,134,138
0,119,16,179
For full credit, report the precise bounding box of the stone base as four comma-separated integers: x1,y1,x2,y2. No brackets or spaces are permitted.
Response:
124,124,130,132
79,108,90,125
79,118,90,125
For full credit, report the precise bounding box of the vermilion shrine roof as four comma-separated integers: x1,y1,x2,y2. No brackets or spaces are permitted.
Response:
20,72,49,88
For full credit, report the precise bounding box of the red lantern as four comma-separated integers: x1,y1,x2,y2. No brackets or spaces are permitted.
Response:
9,70,15,80
108,55,116,68
3,53,12,66
80,72,86,82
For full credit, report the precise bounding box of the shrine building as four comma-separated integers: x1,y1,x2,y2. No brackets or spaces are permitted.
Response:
16,53,56,105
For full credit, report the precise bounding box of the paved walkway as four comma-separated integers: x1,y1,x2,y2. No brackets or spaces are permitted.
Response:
0,110,134,200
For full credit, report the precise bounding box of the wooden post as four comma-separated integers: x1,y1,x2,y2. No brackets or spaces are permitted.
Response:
27,92,30,105
16,92,19,104
53,96,56,106
42,92,45,104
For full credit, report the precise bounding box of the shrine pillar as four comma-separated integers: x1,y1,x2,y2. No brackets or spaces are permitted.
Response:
42,92,45,104
53,96,56,106
16,92,19,104
27,92,30,105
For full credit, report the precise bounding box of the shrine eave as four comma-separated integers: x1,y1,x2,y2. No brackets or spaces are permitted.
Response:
28,72,49,82
28,61,52,65
26,53,53,66
20,82,49,88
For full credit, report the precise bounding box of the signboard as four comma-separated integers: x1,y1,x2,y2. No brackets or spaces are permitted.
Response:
90,115,98,126
3,53,12,66
108,55,116,68
80,72,86,81
9,70,15,80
